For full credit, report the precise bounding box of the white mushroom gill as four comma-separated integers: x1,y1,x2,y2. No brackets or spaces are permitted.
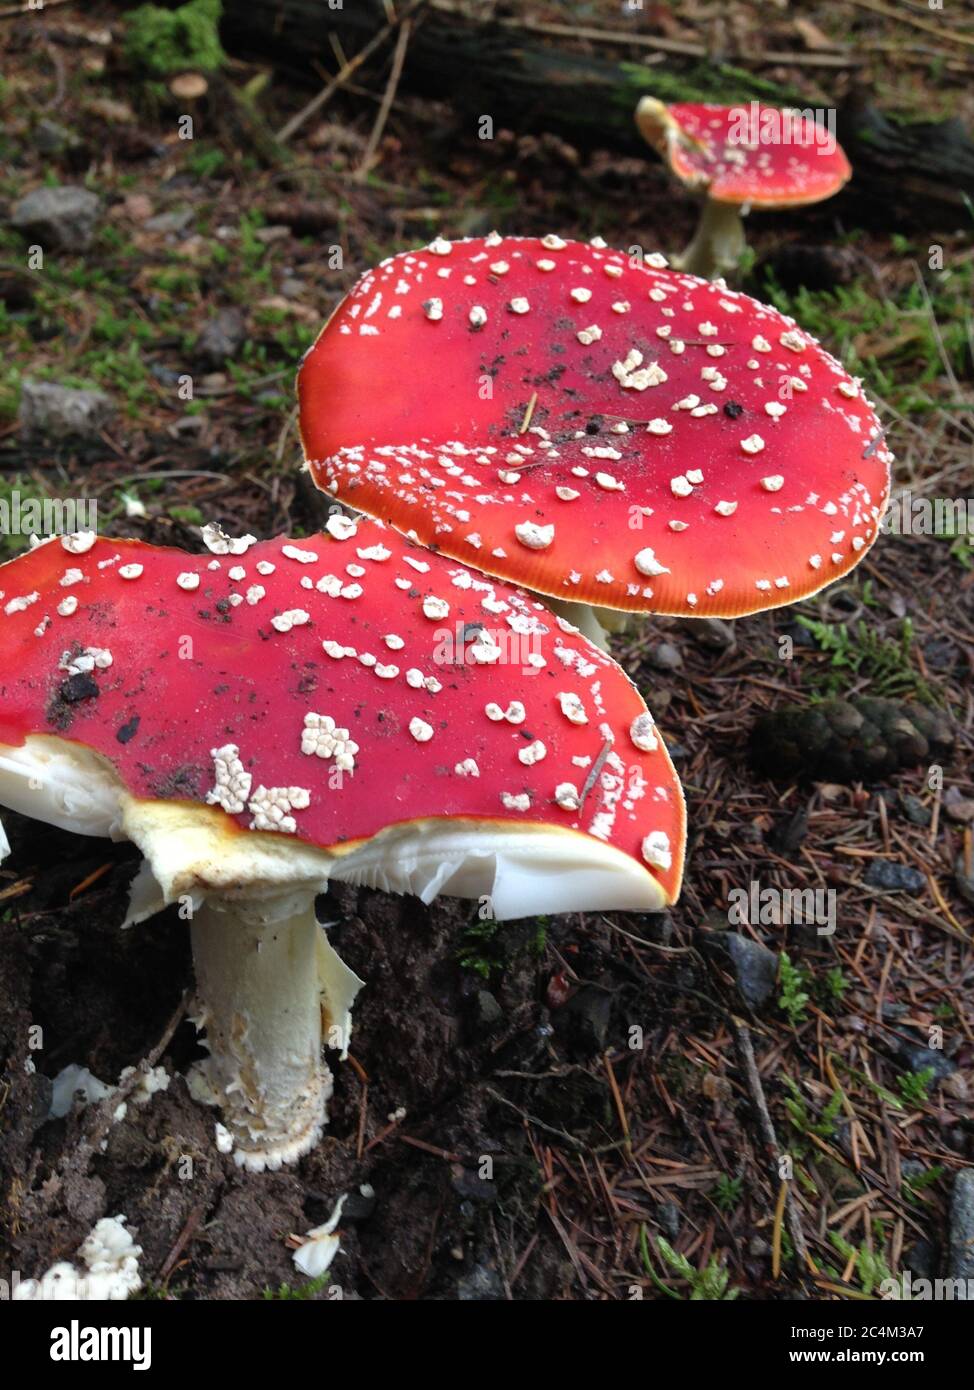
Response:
0,740,123,838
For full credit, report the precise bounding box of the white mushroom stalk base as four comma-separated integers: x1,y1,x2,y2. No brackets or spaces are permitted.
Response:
674,198,747,281
190,899,324,1171
189,896,358,1173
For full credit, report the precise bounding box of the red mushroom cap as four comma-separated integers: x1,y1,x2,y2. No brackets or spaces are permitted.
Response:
636,99,852,209
298,235,891,617
0,524,684,907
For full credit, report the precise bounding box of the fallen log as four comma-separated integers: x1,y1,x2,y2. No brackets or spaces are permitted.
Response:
216,0,974,228
221,0,801,136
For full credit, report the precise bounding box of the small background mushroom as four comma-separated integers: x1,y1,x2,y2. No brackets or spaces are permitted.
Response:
635,99,852,279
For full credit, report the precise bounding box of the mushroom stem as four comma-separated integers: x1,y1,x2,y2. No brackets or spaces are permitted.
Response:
593,605,635,638
674,198,747,280
189,896,331,1172
543,595,613,650
539,596,636,650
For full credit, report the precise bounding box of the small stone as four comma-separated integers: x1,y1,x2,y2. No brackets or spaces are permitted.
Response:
863,860,926,895
943,789,974,823
766,808,809,856
679,616,735,651
19,380,113,440
922,637,958,672
896,1040,956,1082
900,1159,928,1183
900,794,931,827
646,641,682,671
144,207,195,235
196,308,246,366
467,989,503,1036
948,1170,974,1281
724,934,778,1009
11,185,101,251
955,853,974,908
657,1201,681,1241
554,985,611,1057
340,1185,376,1223
943,1071,969,1101
779,620,820,652
33,119,80,156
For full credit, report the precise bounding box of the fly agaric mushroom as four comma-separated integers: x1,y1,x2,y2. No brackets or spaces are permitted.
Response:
298,234,890,644
635,99,852,279
0,522,683,1169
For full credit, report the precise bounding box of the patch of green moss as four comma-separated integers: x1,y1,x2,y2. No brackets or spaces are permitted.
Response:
762,253,974,420
263,1271,330,1300
124,0,225,77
